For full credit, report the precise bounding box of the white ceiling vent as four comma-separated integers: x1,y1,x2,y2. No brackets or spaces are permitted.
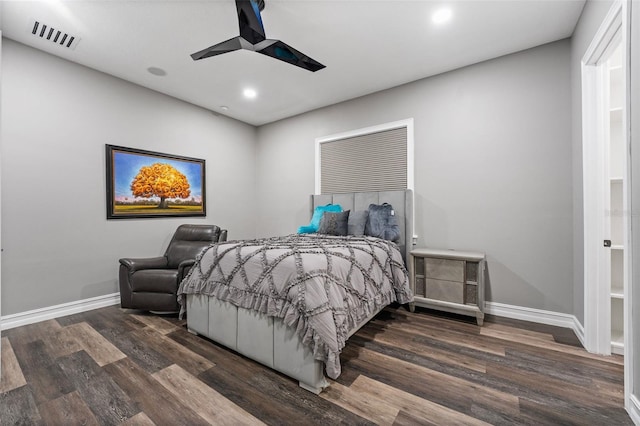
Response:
29,19,80,50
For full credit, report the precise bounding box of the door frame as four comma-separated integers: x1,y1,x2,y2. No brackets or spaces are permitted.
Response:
581,0,632,407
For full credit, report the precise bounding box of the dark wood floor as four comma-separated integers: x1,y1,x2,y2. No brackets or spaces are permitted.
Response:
0,304,632,425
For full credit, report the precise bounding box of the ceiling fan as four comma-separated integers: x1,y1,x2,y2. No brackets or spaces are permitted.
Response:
191,0,326,72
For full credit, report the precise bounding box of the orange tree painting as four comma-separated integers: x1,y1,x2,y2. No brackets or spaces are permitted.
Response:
130,163,191,209
106,145,205,219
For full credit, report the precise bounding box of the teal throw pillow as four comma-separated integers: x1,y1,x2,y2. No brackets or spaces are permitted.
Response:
297,204,343,233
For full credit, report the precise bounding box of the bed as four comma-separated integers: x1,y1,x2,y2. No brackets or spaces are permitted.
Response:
178,189,413,393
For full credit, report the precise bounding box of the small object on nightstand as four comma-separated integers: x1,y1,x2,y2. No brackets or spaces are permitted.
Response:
409,248,486,325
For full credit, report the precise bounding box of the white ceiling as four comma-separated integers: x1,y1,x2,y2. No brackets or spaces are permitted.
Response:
0,0,585,126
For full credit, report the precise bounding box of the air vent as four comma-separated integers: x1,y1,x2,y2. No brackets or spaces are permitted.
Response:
29,19,80,50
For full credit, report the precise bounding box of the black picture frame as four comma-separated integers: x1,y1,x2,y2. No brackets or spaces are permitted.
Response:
106,144,206,219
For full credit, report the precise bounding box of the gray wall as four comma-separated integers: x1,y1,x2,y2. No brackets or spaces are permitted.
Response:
569,0,615,326
257,40,574,314
0,39,257,315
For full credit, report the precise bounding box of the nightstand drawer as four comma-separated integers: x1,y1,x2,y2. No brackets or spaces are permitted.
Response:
426,258,464,282
425,279,464,303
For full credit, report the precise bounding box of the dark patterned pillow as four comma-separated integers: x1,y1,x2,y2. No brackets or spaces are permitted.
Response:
317,210,350,236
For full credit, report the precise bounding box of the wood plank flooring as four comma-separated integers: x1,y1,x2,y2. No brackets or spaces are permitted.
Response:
0,305,632,425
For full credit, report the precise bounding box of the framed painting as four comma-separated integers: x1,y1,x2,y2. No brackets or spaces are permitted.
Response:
106,144,206,219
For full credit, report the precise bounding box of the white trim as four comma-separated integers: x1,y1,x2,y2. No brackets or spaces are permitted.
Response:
406,120,415,192
622,0,633,411
485,302,585,347
581,0,625,356
314,118,415,195
0,293,121,331
629,394,640,425
612,341,625,356
582,2,622,65
573,315,586,348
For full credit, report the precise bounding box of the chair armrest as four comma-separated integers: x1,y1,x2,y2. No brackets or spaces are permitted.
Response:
219,229,228,242
177,259,197,281
119,256,168,273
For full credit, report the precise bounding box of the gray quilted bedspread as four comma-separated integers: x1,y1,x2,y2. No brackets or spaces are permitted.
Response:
177,233,412,379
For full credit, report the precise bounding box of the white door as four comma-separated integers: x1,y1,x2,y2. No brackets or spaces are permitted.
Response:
582,7,625,356
582,0,632,411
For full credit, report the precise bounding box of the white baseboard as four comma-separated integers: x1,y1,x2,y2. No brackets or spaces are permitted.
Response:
629,394,640,426
1,293,121,331
572,315,586,348
485,301,585,347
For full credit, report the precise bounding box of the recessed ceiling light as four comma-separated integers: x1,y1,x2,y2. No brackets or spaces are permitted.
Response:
432,8,452,24
243,88,257,99
147,67,167,76
220,106,229,111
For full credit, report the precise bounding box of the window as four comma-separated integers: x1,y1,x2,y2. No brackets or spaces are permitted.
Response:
315,119,414,194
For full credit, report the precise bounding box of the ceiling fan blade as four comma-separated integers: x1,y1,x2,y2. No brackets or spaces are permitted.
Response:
255,39,325,72
191,36,244,60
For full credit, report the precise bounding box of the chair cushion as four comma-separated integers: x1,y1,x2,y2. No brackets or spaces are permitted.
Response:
131,269,179,293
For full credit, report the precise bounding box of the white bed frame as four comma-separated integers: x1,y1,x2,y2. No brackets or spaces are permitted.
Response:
186,190,413,393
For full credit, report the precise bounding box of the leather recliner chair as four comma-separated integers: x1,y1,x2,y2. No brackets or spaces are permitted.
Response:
118,224,227,313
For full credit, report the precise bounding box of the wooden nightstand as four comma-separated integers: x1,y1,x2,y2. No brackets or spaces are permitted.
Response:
409,248,486,325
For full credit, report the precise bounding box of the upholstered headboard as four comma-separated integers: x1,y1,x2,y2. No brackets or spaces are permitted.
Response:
311,189,414,264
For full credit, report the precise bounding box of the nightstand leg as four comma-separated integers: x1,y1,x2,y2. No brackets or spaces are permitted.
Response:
409,302,415,313
476,313,484,326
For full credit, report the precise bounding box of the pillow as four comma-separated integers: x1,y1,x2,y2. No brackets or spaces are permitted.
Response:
297,204,342,233
318,210,350,236
365,203,401,242
347,210,369,236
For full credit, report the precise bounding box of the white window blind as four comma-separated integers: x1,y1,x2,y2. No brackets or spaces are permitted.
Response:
319,126,408,194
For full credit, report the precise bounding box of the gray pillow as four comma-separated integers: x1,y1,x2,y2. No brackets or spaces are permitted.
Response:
365,203,400,242
348,210,369,236
317,210,350,236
